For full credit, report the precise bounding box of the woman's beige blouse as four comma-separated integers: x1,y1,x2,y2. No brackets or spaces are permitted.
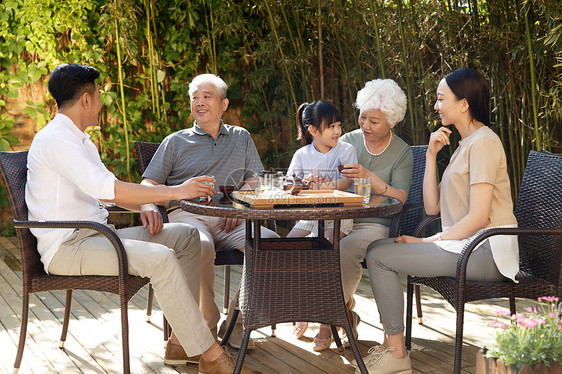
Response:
436,126,519,281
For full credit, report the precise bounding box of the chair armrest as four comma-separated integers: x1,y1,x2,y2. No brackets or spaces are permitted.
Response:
412,214,441,237
389,202,424,237
13,219,131,281
456,227,562,287
106,204,169,224
106,206,132,213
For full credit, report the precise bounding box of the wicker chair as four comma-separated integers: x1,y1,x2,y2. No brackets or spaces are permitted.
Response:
0,150,149,374
405,150,562,374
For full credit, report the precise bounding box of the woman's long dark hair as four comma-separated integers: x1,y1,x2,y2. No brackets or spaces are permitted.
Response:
444,68,490,127
296,101,343,145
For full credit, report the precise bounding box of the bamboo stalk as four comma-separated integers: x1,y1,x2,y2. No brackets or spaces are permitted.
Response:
524,5,541,151
204,2,217,74
279,2,312,101
144,0,159,120
114,16,131,180
318,0,324,98
397,0,417,144
264,0,298,112
367,0,386,78
149,0,166,120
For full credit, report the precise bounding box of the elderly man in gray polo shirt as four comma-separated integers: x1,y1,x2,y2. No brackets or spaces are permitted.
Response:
142,73,278,361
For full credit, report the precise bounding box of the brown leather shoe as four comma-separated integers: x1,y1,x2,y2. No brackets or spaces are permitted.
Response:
164,340,200,365
199,347,262,374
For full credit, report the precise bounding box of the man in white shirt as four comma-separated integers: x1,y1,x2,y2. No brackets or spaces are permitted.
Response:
25,63,260,374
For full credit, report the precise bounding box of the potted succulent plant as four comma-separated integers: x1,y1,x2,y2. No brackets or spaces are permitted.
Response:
476,297,562,373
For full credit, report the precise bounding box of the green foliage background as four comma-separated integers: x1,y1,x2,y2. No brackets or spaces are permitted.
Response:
0,0,561,198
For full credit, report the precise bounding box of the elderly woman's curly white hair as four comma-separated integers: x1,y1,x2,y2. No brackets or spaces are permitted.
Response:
354,79,407,128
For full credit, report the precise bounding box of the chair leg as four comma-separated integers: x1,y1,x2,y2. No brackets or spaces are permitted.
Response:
405,281,414,351
453,301,466,374
146,284,154,322
120,296,131,374
163,316,171,341
59,290,73,349
233,327,253,374
509,297,516,315
220,308,239,347
332,325,344,353
223,266,231,315
13,294,30,372
414,285,423,324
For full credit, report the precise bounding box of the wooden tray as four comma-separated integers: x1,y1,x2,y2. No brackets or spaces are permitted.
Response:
232,189,363,209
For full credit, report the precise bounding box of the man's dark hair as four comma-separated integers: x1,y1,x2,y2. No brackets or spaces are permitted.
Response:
48,63,100,108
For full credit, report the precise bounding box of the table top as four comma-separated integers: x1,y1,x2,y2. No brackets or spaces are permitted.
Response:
180,192,403,221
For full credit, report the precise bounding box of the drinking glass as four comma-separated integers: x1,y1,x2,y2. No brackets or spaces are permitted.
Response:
199,175,215,202
273,171,284,192
262,171,276,194
354,177,372,205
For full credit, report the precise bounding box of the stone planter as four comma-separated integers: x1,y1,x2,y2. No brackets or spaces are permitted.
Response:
476,348,562,374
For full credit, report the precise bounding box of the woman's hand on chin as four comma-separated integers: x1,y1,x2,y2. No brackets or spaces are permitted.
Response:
427,126,452,156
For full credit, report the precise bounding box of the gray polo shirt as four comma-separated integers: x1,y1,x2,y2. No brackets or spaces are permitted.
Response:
143,122,264,191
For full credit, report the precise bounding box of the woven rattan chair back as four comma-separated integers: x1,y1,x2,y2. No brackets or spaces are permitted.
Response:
405,150,562,374
515,151,562,285
0,151,43,284
399,145,428,236
135,141,161,177
0,150,148,374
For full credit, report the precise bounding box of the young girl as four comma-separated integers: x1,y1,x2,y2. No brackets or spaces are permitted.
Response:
286,100,357,351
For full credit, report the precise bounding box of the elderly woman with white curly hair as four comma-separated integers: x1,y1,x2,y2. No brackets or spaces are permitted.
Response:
296,79,413,352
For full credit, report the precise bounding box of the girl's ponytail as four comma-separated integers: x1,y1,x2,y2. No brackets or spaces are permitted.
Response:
296,102,313,145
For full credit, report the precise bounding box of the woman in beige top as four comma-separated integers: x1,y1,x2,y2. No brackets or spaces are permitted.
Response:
357,68,518,374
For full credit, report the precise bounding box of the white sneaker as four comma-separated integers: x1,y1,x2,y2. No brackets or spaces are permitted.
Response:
355,348,412,374
350,344,386,368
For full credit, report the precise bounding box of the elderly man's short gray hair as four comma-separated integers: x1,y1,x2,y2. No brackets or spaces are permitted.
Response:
354,79,407,127
188,74,228,100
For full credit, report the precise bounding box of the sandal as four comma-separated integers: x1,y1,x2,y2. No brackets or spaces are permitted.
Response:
293,321,309,339
312,324,334,352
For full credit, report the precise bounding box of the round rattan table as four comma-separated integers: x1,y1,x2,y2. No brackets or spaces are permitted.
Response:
181,193,403,374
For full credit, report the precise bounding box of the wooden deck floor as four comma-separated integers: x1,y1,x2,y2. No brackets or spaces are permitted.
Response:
0,236,536,374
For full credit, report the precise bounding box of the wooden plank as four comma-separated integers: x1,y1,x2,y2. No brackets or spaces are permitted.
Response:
47,288,166,374
0,262,66,373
